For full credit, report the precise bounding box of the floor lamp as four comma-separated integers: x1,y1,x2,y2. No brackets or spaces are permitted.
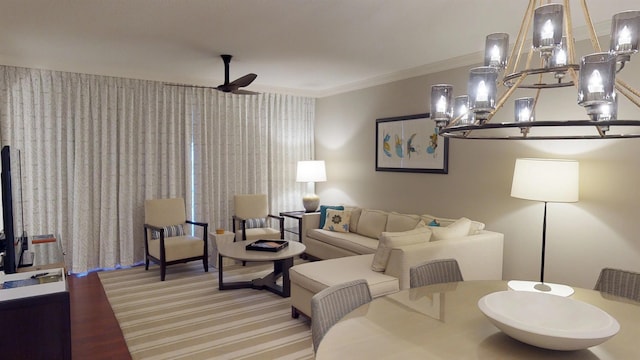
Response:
296,160,327,212
509,158,579,297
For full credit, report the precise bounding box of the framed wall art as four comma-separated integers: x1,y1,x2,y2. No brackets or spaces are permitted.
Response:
375,113,449,174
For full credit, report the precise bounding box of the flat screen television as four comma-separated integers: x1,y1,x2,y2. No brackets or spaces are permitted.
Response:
1,145,26,274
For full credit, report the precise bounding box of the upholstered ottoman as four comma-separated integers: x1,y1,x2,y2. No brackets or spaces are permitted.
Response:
289,254,399,318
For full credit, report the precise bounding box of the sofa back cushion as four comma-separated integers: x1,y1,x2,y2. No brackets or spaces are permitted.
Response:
344,206,362,233
371,227,432,272
421,214,485,234
355,209,388,239
430,217,473,241
385,212,422,232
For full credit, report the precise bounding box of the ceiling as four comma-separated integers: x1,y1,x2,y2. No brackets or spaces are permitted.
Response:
0,0,637,97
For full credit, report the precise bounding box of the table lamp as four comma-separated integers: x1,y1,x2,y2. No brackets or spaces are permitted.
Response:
296,160,326,212
509,158,579,297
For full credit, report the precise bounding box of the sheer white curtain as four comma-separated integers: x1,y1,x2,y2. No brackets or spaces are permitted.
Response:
190,90,314,231
0,65,314,273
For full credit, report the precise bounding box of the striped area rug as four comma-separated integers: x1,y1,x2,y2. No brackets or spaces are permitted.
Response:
98,261,313,359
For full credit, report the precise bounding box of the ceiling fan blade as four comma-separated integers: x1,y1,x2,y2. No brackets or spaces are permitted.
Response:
229,73,257,88
232,89,260,95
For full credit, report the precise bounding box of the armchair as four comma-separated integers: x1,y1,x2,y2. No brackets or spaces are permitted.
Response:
232,194,284,242
144,198,208,281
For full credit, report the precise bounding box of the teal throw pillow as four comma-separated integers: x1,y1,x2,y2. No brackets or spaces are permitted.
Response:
319,205,344,228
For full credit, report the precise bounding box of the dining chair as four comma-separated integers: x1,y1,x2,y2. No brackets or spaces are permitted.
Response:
144,198,209,281
311,279,372,353
409,258,463,288
594,267,640,302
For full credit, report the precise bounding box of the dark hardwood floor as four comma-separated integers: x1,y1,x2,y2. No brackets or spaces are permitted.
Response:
68,272,131,359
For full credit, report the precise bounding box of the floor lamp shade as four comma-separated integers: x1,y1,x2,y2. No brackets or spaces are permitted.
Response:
296,160,326,212
511,158,579,203
510,158,579,297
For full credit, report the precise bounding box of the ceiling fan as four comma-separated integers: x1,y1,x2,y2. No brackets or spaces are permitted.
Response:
215,54,258,94
164,54,258,95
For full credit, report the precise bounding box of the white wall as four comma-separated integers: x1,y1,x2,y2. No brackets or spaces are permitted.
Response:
314,39,640,289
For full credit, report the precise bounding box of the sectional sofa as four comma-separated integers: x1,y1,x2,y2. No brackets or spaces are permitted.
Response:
289,206,504,318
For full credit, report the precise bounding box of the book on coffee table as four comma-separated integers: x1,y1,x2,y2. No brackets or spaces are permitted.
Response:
246,240,289,252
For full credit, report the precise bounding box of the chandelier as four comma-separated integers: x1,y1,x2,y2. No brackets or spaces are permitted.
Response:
432,0,640,140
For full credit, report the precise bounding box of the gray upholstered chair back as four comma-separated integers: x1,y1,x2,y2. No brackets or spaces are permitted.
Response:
594,267,640,302
311,279,372,353
409,258,464,288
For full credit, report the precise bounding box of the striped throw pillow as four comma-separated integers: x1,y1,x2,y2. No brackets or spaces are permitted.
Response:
151,224,185,239
245,218,267,229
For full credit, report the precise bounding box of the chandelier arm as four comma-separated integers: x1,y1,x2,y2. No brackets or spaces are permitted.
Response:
579,0,602,52
568,68,580,89
508,0,538,75
615,81,640,108
488,73,528,122
615,79,640,100
563,0,577,64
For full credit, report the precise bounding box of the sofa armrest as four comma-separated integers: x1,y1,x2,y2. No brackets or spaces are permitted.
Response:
384,230,504,289
301,213,321,243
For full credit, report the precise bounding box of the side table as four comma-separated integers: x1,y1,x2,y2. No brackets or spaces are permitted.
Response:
208,231,237,268
280,210,317,242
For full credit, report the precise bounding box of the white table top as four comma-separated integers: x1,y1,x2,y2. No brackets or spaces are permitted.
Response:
316,280,640,359
218,240,305,262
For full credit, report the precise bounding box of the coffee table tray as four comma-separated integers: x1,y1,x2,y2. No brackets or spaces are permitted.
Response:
246,240,289,252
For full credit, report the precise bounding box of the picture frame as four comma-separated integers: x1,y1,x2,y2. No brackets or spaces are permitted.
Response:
375,113,449,174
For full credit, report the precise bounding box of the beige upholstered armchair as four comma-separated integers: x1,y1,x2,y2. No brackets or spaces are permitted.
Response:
232,194,284,242
144,198,208,281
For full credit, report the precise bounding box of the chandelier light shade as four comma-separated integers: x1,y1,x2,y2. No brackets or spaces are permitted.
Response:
533,4,563,52
296,160,327,212
509,158,579,297
610,11,640,61
577,52,617,119
485,33,510,69
433,0,640,140
468,67,498,121
454,95,472,125
430,84,454,128
515,97,535,122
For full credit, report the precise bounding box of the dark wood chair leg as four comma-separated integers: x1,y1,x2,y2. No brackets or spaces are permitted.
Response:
291,306,300,319
161,263,166,281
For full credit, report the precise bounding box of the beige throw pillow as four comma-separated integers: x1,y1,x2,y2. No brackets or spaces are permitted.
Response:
322,209,352,233
371,227,432,272
430,217,472,241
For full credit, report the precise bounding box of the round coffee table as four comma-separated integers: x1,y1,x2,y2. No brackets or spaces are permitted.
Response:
217,240,305,297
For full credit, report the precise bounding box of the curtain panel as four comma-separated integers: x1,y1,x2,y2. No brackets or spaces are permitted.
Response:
0,66,314,273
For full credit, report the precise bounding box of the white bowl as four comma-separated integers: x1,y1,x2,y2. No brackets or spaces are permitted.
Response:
478,290,620,351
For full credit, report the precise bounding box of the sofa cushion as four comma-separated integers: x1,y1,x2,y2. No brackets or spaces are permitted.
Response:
344,206,362,233
422,214,485,234
371,227,432,272
322,209,351,233
356,209,388,239
289,254,399,298
385,212,422,232
431,217,473,241
319,205,344,228
307,229,379,254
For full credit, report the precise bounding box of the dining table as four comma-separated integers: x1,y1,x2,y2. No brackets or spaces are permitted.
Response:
315,280,640,359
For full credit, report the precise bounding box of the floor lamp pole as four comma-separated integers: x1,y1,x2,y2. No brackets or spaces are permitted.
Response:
534,201,551,292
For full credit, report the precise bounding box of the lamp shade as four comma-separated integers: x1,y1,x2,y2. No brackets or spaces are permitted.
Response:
296,160,327,183
511,158,579,203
